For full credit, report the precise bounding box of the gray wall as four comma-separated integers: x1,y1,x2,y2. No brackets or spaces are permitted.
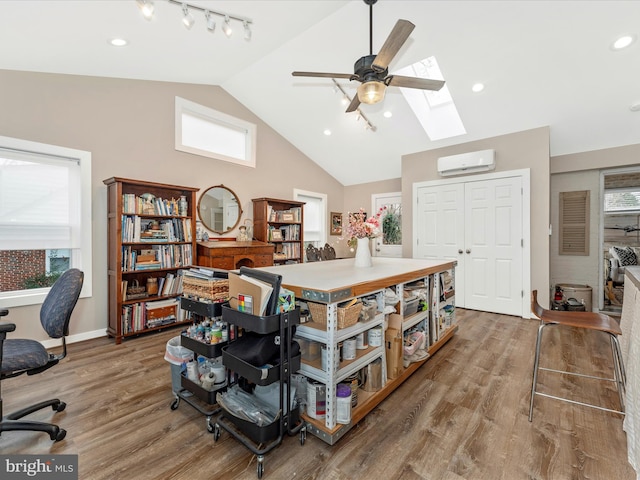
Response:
549,144,640,309
401,127,551,303
0,69,345,342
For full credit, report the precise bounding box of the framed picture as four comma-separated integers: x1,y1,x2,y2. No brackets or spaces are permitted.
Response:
270,230,283,241
330,212,342,236
281,212,295,222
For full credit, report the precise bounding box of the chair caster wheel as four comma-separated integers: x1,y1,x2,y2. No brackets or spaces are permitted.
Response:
53,401,66,412
52,428,66,442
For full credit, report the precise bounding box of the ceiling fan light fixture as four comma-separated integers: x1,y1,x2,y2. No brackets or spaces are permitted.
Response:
357,80,386,105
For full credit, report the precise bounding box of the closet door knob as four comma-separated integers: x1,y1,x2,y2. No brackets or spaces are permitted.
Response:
458,249,463,254
466,249,471,254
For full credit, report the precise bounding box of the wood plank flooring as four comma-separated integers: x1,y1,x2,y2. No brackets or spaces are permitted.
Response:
0,309,635,479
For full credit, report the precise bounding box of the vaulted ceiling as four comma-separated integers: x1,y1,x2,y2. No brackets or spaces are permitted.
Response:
1,1,639,185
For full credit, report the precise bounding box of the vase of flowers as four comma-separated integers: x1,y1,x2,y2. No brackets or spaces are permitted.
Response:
346,208,385,267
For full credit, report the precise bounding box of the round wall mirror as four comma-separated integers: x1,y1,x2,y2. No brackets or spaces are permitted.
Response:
197,185,243,234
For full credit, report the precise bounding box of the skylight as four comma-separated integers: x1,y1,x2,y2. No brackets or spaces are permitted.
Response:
394,56,466,141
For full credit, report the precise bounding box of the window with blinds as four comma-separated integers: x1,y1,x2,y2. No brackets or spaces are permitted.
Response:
559,190,590,255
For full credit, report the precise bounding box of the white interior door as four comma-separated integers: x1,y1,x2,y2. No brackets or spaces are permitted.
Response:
372,193,402,258
414,183,466,306
414,174,524,316
465,177,523,314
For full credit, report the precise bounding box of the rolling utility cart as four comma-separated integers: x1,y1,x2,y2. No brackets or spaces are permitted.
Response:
214,304,306,479
170,298,230,433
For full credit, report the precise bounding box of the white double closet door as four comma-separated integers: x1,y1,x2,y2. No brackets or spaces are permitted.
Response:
414,172,526,316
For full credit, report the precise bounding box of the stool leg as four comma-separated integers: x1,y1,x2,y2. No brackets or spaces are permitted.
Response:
610,335,626,411
529,322,545,422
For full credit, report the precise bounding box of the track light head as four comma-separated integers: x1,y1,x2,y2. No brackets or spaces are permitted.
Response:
205,10,216,32
222,15,233,37
137,0,154,20
181,3,195,29
243,21,251,41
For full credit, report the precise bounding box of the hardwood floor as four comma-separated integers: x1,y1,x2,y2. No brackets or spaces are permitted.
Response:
0,309,634,479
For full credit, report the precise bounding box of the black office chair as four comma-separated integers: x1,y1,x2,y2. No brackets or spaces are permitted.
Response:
0,268,84,442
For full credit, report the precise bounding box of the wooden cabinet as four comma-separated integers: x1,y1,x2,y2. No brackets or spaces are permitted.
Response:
103,177,199,344
196,240,274,270
252,198,305,264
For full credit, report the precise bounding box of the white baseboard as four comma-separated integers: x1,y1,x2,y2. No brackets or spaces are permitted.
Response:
41,329,106,349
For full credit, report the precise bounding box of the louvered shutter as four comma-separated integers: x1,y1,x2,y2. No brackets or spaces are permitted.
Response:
559,190,590,255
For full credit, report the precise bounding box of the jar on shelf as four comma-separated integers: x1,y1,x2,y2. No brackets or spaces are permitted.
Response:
179,195,188,216
336,383,352,424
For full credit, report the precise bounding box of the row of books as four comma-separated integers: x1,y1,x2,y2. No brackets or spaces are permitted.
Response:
267,206,302,223
120,271,184,301
267,224,301,241
122,194,188,216
121,216,192,243
275,242,300,260
122,244,192,271
121,298,183,334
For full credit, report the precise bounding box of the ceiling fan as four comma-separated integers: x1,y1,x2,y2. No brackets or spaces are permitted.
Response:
292,0,445,113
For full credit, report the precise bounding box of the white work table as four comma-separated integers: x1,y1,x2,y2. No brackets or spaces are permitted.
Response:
257,256,457,444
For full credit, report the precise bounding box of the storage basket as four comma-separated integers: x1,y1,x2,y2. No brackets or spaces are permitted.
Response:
126,279,148,300
182,277,229,302
308,301,362,329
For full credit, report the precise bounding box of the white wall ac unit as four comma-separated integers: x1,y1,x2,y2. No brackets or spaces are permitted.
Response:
437,149,495,176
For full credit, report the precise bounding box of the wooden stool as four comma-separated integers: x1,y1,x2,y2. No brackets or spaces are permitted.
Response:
529,290,626,421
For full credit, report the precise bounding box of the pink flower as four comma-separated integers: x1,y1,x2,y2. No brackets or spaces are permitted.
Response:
345,207,387,246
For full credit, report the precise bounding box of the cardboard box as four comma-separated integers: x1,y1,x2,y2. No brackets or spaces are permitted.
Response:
385,326,403,379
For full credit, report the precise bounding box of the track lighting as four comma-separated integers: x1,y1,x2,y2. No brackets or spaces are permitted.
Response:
181,4,195,29
136,0,154,20
138,1,253,39
331,79,377,132
205,10,216,32
222,15,233,37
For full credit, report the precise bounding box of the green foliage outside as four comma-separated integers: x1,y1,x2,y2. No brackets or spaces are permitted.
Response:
382,207,402,245
22,271,62,289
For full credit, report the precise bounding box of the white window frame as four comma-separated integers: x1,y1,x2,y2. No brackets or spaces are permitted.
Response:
294,188,327,249
175,96,256,168
0,135,92,307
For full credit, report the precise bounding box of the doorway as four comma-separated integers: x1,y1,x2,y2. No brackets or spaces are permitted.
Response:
413,169,530,317
372,192,402,258
600,167,640,312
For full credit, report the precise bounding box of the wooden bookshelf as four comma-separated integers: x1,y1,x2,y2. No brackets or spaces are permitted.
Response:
252,197,305,264
104,177,199,344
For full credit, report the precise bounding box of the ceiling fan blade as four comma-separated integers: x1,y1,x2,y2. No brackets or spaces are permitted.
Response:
387,75,445,91
346,95,361,113
372,19,415,72
292,71,354,80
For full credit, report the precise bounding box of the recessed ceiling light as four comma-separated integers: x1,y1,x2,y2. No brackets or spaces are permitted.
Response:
472,83,485,93
383,111,393,118
630,102,640,112
109,38,128,47
323,129,332,136
612,34,636,50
